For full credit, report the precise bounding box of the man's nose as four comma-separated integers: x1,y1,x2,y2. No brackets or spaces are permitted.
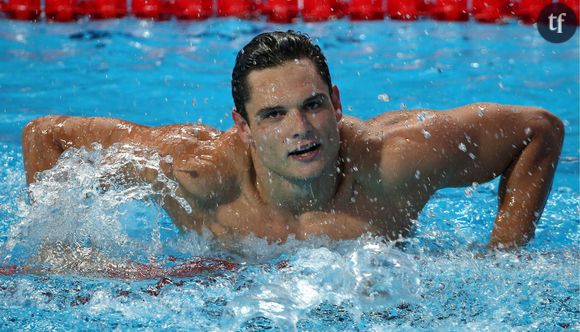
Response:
288,109,312,139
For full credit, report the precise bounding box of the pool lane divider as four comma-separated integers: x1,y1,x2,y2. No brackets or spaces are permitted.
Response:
0,0,578,25
0,257,239,280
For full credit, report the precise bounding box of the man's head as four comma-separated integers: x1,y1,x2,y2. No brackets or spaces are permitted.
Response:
231,31,343,182
232,30,333,122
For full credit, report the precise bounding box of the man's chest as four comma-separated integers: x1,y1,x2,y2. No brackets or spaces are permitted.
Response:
203,185,423,242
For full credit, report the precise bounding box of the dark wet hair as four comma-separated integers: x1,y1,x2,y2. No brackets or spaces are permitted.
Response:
231,30,332,123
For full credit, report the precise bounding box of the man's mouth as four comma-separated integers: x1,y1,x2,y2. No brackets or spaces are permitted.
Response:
288,142,321,161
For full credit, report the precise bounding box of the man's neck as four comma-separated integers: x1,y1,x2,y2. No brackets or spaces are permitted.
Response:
251,153,341,215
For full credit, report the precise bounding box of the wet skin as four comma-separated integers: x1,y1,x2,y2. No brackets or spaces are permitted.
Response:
22,59,564,248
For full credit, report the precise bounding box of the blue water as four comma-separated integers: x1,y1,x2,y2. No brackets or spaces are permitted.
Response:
0,17,579,331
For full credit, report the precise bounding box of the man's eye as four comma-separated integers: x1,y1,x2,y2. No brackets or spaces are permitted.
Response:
265,110,284,119
304,101,322,110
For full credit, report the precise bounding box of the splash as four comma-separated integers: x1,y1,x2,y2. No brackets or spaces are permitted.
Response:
222,235,420,330
1,143,193,273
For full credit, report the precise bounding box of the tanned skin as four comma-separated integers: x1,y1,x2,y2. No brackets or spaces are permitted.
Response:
22,59,564,249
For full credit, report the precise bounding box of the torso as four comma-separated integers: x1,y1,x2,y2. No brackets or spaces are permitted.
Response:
153,114,433,243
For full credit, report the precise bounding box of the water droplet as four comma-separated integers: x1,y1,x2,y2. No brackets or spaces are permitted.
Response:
417,112,428,122
464,187,473,197
377,94,390,102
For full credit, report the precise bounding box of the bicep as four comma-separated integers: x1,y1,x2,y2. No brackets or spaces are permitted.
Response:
412,103,557,188
56,116,149,149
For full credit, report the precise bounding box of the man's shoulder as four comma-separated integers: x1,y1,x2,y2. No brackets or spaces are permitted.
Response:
338,111,438,190
338,112,417,147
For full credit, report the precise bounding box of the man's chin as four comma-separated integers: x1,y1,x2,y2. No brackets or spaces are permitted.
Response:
285,163,329,181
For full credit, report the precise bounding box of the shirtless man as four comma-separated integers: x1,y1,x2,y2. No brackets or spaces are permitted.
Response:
22,31,564,249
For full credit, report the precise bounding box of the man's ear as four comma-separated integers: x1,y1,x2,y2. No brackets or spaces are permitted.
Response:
232,109,252,145
331,85,343,122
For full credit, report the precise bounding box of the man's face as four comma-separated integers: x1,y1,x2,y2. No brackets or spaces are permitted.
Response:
235,58,342,181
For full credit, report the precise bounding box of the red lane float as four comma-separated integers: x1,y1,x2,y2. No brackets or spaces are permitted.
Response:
0,264,19,276
0,258,238,280
509,0,551,24
429,0,469,21
0,0,573,23
174,0,213,20
45,0,77,21
264,0,298,23
387,0,420,20
301,0,346,21
302,0,333,22
77,0,128,19
472,0,507,23
349,0,384,20
332,0,349,18
216,0,253,18
104,257,238,279
3,0,41,20
132,0,172,20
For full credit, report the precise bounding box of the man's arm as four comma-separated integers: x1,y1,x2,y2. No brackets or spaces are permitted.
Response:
22,116,149,185
22,116,148,184
22,116,244,213
378,103,564,248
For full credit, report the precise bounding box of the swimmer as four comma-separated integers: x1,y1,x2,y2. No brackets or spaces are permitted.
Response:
22,31,564,249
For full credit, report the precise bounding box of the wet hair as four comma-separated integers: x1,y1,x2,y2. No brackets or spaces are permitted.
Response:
231,30,332,123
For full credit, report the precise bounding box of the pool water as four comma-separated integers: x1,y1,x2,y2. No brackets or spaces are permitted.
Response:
0,18,579,331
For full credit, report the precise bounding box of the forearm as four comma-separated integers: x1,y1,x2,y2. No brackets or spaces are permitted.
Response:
489,111,564,248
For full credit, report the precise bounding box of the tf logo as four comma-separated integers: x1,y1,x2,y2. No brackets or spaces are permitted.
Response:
537,3,578,43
